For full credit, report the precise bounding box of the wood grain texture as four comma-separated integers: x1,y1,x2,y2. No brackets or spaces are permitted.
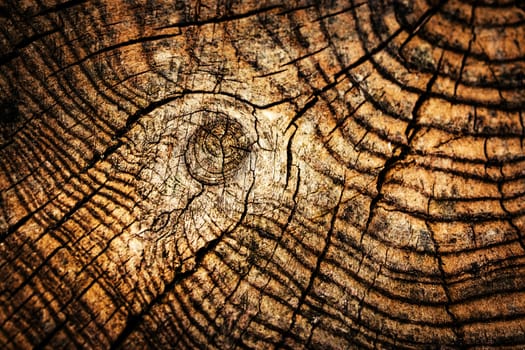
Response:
0,0,524,348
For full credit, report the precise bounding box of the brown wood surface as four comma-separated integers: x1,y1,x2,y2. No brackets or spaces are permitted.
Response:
1,0,524,348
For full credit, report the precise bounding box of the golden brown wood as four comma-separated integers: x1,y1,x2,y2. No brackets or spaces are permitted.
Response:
1,0,524,348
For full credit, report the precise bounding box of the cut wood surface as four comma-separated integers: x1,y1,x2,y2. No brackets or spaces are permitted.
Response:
1,0,524,348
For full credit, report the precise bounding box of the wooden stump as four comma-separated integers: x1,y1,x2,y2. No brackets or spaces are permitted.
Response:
1,0,524,348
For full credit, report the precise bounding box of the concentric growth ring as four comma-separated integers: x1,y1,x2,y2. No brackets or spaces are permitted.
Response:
361,0,525,107
184,114,251,185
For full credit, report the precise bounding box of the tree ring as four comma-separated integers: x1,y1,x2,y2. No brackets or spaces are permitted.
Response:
185,114,251,185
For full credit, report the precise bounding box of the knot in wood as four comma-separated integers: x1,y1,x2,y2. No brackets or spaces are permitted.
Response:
184,114,251,185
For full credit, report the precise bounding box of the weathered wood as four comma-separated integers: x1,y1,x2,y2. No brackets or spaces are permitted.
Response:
0,0,524,348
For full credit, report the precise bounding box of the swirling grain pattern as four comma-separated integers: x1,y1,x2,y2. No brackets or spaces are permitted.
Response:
184,114,251,185
0,0,524,349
